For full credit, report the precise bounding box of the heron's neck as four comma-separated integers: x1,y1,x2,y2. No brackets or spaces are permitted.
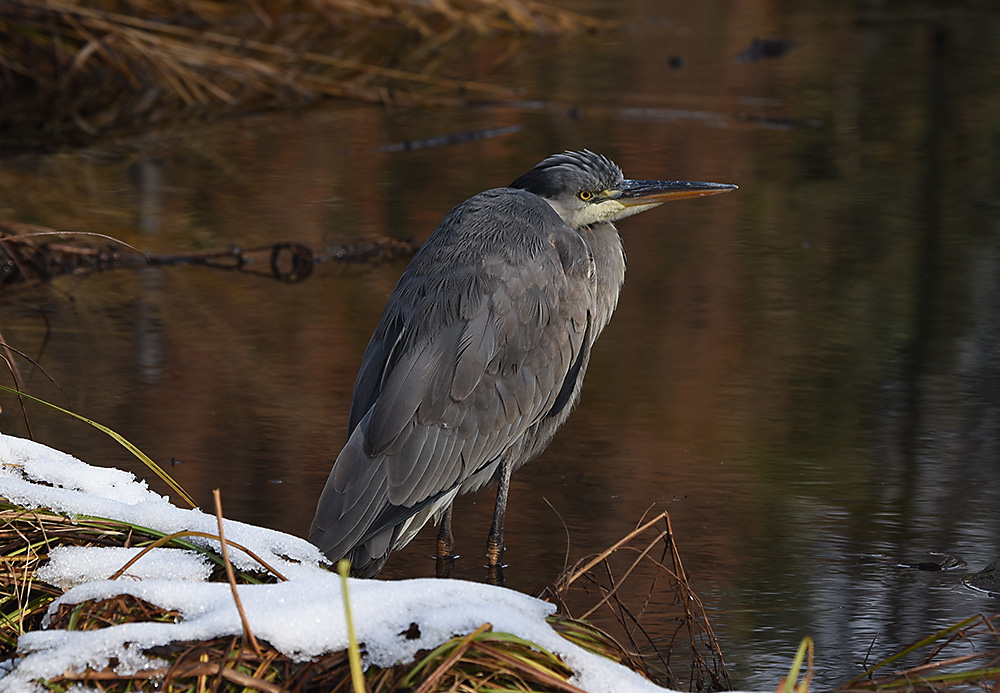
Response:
578,222,626,341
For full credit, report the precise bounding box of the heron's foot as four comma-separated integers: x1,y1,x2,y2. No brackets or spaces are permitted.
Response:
436,533,455,560
435,553,456,579
485,562,505,587
486,535,505,567
436,506,455,559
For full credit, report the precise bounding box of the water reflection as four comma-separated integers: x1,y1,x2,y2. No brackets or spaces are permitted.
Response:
1,2,999,690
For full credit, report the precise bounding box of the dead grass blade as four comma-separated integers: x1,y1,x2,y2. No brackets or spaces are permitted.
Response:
540,509,731,692
213,489,263,658
106,528,290,583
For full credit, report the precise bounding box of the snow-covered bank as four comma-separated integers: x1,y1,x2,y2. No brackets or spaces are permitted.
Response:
0,434,680,693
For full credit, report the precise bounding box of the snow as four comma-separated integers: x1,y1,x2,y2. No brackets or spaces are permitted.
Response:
37,546,212,589
0,436,319,576
0,434,684,693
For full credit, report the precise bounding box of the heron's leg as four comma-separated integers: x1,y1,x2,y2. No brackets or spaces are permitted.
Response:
436,504,454,558
435,503,457,579
486,452,513,567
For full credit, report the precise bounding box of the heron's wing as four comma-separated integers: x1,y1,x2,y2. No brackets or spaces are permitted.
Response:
348,310,404,435
309,189,595,565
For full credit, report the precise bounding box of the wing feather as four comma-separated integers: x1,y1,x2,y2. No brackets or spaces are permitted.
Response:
349,312,404,435
422,431,462,499
452,309,495,400
365,322,460,456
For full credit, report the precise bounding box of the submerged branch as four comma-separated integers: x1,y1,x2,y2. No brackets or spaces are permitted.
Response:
0,222,420,290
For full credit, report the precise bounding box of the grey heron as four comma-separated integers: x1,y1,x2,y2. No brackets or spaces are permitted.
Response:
308,150,736,577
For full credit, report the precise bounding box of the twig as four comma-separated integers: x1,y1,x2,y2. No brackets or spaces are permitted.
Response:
580,529,668,620
213,489,263,658
106,528,289,582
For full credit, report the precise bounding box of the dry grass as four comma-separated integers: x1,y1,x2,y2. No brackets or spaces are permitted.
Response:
0,497,671,692
540,510,731,692
0,501,279,657
0,0,607,143
36,620,601,692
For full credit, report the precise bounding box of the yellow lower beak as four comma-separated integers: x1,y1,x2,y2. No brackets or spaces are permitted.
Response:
616,179,738,206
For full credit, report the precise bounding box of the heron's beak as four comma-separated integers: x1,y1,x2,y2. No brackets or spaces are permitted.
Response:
615,179,738,205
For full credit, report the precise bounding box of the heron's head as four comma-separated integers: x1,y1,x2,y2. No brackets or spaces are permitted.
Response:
510,150,736,230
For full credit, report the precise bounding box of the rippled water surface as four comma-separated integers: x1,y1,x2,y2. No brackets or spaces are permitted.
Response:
2,1,999,689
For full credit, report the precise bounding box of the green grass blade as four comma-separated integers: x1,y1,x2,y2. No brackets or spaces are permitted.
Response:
338,559,365,693
0,384,197,508
864,666,1000,690
781,637,813,693
843,614,983,688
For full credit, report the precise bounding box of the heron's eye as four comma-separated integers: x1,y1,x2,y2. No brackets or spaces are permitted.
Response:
578,190,594,201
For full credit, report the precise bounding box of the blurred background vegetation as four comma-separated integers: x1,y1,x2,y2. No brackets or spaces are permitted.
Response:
0,0,601,145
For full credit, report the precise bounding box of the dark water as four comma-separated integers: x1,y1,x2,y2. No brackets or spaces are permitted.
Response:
2,1,1000,689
